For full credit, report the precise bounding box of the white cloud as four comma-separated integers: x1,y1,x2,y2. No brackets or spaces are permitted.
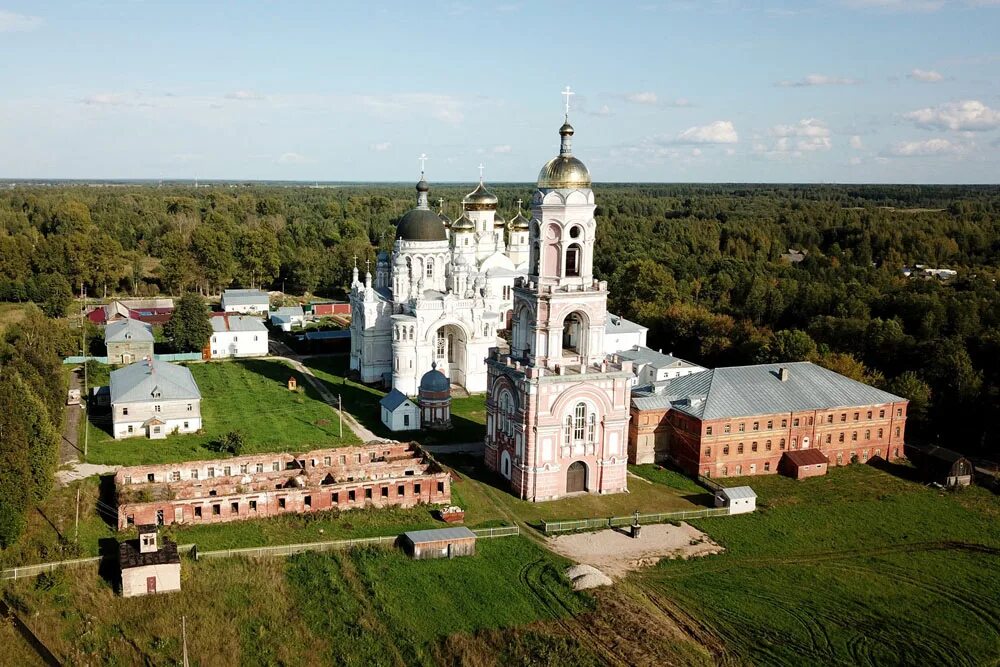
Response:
357,93,465,125
849,156,864,165
882,138,967,157
908,68,944,82
850,135,864,149
81,93,132,107
904,99,1000,131
757,119,833,156
777,74,860,87
225,90,263,100
592,104,612,117
370,142,391,152
675,120,738,144
0,10,42,32
620,92,690,107
277,152,313,164
625,91,659,105
690,148,702,157
492,145,512,154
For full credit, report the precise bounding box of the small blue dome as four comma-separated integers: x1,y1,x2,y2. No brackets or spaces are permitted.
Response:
419,363,450,393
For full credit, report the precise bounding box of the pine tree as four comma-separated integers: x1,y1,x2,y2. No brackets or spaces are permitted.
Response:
165,292,213,353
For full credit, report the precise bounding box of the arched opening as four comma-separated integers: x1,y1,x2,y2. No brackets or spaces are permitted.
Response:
512,304,533,359
543,223,561,277
565,243,582,277
561,311,588,356
566,461,588,493
500,451,512,480
432,323,467,386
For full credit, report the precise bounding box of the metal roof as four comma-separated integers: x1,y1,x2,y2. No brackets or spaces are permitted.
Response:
302,330,350,341
717,486,756,500
605,314,647,335
782,449,830,466
211,315,268,333
105,317,154,343
403,527,476,544
221,289,269,306
618,345,697,369
380,388,413,412
271,306,304,319
632,362,904,420
110,359,201,404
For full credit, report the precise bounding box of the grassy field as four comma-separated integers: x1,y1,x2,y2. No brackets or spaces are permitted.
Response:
3,537,595,666
305,356,487,445
634,464,1000,666
83,358,360,465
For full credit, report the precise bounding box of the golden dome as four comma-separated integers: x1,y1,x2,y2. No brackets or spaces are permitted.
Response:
463,182,498,210
493,212,506,228
451,213,475,231
537,156,591,189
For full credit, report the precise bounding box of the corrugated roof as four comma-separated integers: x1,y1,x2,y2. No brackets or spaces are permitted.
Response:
379,388,412,411
782,449,830,466
718,486,756,500
605,314,647,335
618,345,697,369
271,306,304,318
105,317,154,343
222,289,269,306
633,362,904,420
110,359,201,404
211,315,268,333
403,527,476,544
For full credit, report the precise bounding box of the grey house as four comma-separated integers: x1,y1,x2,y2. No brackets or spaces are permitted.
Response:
105,318,155,365
111,359,202,440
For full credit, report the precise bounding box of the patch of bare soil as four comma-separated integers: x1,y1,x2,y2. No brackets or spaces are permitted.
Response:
547,522,723,579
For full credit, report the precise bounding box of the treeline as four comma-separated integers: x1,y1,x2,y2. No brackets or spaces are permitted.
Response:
0,307,75,548
0,183,998,455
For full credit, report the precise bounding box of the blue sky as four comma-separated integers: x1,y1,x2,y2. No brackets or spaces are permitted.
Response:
1,0,999,183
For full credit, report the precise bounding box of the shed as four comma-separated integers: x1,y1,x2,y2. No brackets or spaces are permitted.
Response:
118,525,181,597
401,527,476,559
780,449,830,480
906,443,974,488
380,389,420,431
714,486,757,514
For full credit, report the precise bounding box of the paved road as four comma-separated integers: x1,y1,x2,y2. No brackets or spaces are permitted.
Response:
268,342,379,442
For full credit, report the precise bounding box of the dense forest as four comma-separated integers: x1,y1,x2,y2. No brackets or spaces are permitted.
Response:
1,182,998,461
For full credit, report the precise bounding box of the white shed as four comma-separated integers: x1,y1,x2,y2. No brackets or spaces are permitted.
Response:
380,389,419,431
715,486,757,515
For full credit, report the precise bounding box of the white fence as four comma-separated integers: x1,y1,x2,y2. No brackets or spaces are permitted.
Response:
541,507,730,534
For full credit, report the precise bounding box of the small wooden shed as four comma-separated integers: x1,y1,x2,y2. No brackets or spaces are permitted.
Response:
780,449,830,480
906,443,974,488
401,527,476,560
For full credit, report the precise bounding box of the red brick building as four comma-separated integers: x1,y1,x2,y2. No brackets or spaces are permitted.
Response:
114,442,450,530
629,362,908,479
780,449,830,479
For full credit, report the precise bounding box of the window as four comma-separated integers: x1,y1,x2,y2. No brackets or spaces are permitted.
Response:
853,412,859,421
724,424,731,434
737,443,744,454
207,467,215,478
403,414,410,427
781,419,787,428
273,462,280,472
224,466,232,476
212,504,221,516
348,490,356,502
231,502,239,514
764,462,771,472
426,262,434,278
897,408,902,417
249,500,257,511
171,471,180,482
587,414,596,443
397,485,405,497
123,407,129,416
839,433,845,443
381,486,389,498
128,425,134,434
278,498,286,509
194,506,202,519
365,487,373,499
792,418,800,427
751,442,758,452
324,456,331,466
808,417,814,426
767,420,773,429
124,475,132,485
414,483,422,494
753,422,759,431
879,410,885,418
573,403,587,440
187,403,192,412
841,413,847,422
340,455,347,465
766,440,772,451
437,481,445,493
878,428,884,439
738,422,745,432
706,426,713,435
723,445,730,455
190,469,198,480
256,463,264,473
826,434,831,444
865,430,871,440
779,439,786,450
154,405,161,413
852,432,858,441
826,414,833,423
895,427,901,437
147,473,155,482
240,464,248,474
304,495,312,508
722,466,728,476
705,446,712,456
183,421,189,429
565,244,581,277
333,492,340,504
791,437,797,448
867,411,873,419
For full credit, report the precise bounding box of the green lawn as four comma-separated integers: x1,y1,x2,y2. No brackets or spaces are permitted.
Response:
305,356,487,445
635,464,1000,666
83,358,359,465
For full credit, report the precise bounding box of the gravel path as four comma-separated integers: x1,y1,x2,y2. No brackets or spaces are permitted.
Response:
547,522,723,579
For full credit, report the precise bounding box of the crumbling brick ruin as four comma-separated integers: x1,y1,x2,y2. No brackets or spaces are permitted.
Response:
114,442,451,530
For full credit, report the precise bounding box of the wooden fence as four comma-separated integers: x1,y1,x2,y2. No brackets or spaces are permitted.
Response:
540,507,730,535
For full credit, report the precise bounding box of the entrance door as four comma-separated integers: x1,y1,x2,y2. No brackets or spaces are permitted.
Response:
802,437,810,449
566,461,587,493
146,576,157,594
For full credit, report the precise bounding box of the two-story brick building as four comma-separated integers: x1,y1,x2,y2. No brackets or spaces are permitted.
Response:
105,317,155,365
629,361,908,478
110,359,202,439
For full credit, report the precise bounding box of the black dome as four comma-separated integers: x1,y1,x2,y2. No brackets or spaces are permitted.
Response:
419,364,450,392
396,208,447,242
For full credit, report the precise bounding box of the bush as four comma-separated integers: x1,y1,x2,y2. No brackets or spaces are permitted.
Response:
209,430,246,456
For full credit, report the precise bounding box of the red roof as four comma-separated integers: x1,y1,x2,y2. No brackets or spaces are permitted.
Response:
782,449,829,467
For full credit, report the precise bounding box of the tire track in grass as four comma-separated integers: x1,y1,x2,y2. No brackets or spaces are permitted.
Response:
334,551,409,667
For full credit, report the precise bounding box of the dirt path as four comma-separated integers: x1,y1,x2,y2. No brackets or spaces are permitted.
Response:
59,370,82,466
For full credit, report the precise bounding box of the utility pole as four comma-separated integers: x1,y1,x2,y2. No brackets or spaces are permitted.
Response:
82,285,89,458
74,487,80,544
338,394,343,438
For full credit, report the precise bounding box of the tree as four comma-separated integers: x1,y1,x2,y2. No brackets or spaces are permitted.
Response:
888,371,932,423
36,273,73,318
236,227,280,289
164,292,212,352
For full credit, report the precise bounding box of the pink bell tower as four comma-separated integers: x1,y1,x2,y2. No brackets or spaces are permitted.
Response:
484,93,632,501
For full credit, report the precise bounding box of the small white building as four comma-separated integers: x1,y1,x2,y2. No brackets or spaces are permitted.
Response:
210,315,268,359
220,289,270,315
617,346,706,386
715,486,757,515
379,389,420,431
604,314,648,355
270,305,305,332
110,359,202,439
119,525,181,598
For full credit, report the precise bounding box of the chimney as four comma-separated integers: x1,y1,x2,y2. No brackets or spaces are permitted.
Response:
778,367,789,382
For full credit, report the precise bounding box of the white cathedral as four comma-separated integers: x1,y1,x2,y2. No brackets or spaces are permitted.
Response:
349,167,531,395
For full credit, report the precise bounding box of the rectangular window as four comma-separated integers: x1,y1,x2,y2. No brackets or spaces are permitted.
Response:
123,407,129,416
826,434,831,444
867,411,873,419
324,456,331,466
147,473,155,482
841,413,847,422
155,405,161,413
273,462,280,472
751,442,758,452
348,490,356,502
365,487,373,499
124,474,132,485
793,418,800,427
231,502,239,514
764,462,771,472
381,486,389,498
128,425,134,434
826,414,833,423
752,422,759,431
340,455,347,465
880,409,886,418
207,467,215,478
705,446,712,456
437,481,445,493
706,426,713,435
897,408,902,417
170,471,180,482
724,424,731,434
738,423,745,432
403,414,410,427
278,497,286,509
224,466,231,476
737,443,744,454
854,412,860,421
304,495,312,508
895,427,901,436
183,421,189,429
766,420,773,429
781,419,787,428
256,463,264,473
194,506,202,519
397,485,405,496
839,433,845,443
415,483,422,495
212,504,221,516
249,500,257,511
187,403,192,411
240,464,248,474
190,469,198,480
332,492,339,504
723,445,730,455
852,432,858,441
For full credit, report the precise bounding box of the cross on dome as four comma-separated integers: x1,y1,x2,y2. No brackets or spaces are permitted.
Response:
418,153,428,175
352,254,358,269
561,86,574,117
516,198,523,211
478,163,485,182
365,258,371,272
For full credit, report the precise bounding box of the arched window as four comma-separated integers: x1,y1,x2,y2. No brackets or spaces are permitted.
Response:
587,414,596,443
426,261,434,279
878,428,884,439
436,330,446,359
564,415,572,447
573,403,587,441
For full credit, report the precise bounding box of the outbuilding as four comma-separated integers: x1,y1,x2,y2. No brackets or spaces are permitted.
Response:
780,449,830,480
714,486,757,514
380,389,420,431
118,525,181,597
220,289,270,315
906,443,974,488
401,527,476,559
